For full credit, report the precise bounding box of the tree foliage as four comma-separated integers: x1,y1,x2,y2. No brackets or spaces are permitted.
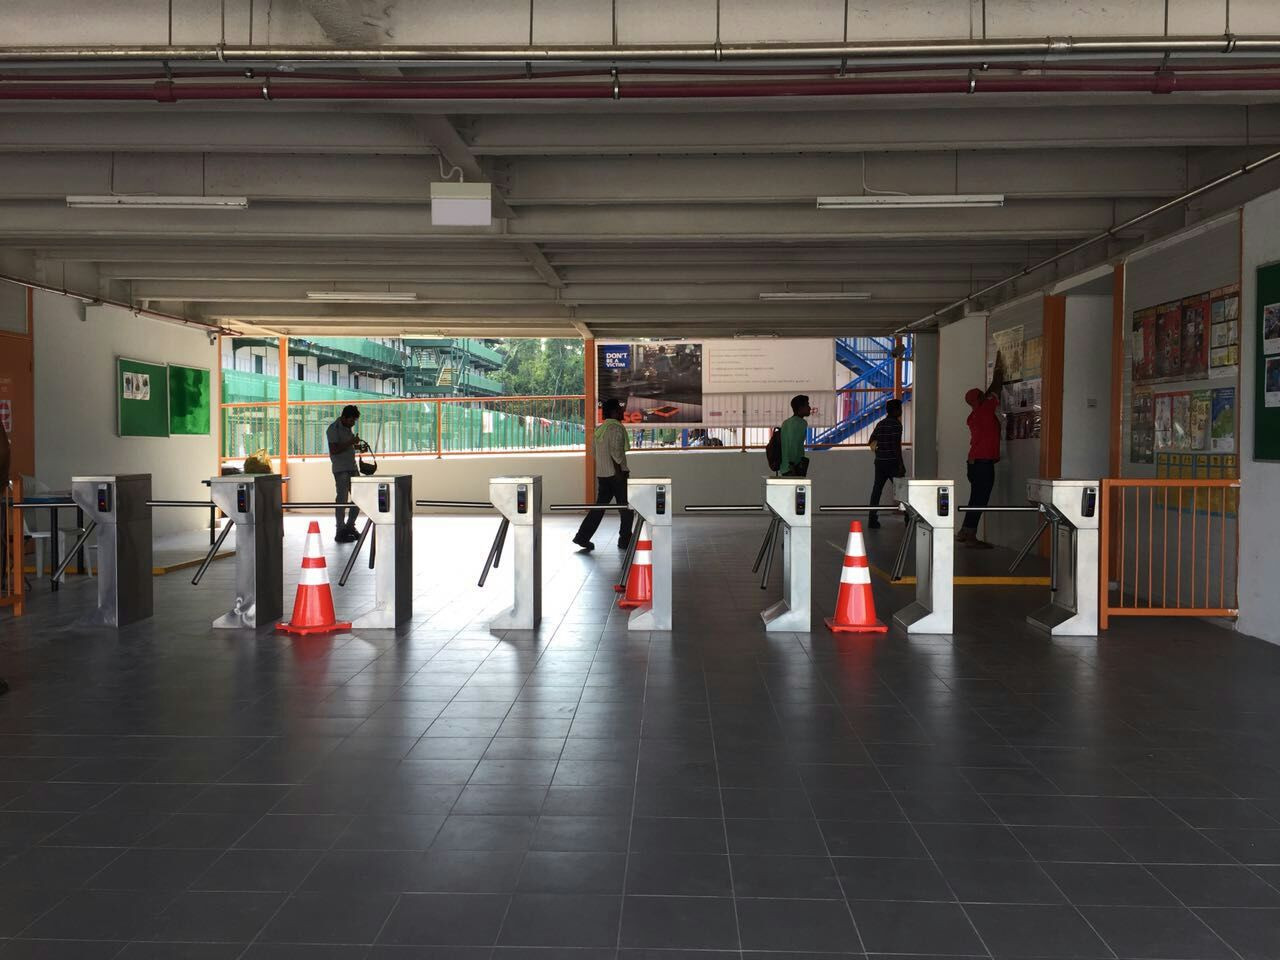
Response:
493,339,585,396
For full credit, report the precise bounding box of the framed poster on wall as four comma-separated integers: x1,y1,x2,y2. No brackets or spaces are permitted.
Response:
117,357,169,437
1256,262,1280,460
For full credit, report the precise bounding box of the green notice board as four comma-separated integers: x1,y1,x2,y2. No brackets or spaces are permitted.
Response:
168,364,212,435
117,357,169,437
1257,263,1280,461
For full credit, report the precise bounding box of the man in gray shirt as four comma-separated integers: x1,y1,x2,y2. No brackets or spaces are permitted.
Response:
326,405,363,542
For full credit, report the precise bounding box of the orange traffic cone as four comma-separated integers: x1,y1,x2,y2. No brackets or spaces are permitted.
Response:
278,521,352,636
617,538,653,610
825,520,887,634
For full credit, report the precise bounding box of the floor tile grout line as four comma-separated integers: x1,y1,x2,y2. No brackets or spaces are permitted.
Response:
759,649,869,960
843,649,998,960
612,617,651,956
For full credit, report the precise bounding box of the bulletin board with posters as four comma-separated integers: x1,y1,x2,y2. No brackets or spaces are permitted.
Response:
117,357,170,438
1255,262,1280,461
595,338,835,427
1127,283,1240,467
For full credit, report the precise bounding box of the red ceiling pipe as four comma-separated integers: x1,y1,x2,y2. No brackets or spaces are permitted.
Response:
3,73,1280,100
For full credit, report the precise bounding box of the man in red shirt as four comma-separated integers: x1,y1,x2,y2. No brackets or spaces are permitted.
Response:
958,351,1005,548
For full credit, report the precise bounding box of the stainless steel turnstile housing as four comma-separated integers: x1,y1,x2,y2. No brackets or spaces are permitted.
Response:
761,477,812,632
489,476,542,630
891,478,955,635
1025,478,1100,636
626,477,672,631
349,475,412,629
70,474,153,627
208,474,283,628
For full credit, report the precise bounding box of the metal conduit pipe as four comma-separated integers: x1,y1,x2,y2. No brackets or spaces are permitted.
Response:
10,72,1280,100
0,271,224,333
1,34,1279,63
901,145,1280,331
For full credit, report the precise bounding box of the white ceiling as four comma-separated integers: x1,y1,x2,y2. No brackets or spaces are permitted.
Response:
2,0,1280,338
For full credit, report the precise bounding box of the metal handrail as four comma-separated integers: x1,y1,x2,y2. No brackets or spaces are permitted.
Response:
684,505,765,512
147,500,215,507
819,504,902,512
415,500,491,508
550,503,631,512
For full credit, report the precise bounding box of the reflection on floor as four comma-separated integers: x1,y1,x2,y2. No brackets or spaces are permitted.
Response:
1,514,1278,959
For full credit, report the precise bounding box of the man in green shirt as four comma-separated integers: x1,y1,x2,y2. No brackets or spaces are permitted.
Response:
779,395,811,477
573,398,634,551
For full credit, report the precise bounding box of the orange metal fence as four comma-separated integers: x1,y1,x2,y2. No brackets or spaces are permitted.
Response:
1,478,24,617
1099,478,1239,628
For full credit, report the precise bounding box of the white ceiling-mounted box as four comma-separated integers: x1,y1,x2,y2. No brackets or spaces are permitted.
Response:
430,181,492,226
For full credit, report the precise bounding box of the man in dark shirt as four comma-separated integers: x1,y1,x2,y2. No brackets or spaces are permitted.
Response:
326,405,364,543
958,352,1005,548
866,399,905,528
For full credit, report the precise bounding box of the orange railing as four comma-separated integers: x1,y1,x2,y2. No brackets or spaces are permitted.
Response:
1,477,24,617
1099,478,1240,628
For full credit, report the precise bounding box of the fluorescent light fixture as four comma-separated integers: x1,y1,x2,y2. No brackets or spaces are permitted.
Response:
733,332,779,339
66,195,249,210
759,292,872,301
430,181,492,226
306,291,419,303
817,194,1005,209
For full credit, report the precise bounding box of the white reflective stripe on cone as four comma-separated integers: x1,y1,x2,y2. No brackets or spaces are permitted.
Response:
840,565,872,585
299,567,330,586
633,550,652,565
845,533,866,557
303,536,323,558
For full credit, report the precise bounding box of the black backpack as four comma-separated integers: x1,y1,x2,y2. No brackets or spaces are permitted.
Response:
764,427,782,472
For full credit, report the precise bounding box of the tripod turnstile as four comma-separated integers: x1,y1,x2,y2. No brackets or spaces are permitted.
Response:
761,477,812,632
348,475,412,629
1024,479,1100,636
69,474,153,628
891,478,954,635
487,476,542,630
622,477,672,631
208,474,283,629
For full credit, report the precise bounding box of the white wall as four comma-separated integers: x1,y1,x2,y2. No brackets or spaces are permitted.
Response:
1238,190,1280,646
938,312,987,509
285,446,909,518
1061,294,1114,479
33,295,220,537
911,332,939,479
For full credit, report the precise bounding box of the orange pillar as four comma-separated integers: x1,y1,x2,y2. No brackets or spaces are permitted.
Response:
278,337,289,500
1107,264,1126,478
583,338,596,501
1039,294,1066,481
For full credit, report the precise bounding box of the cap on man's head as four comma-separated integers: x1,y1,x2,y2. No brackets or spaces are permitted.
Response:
341,404,360,419
965,389,984,408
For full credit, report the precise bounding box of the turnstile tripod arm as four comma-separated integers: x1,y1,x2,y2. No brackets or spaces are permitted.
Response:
615,520,644,591
478,518,510,588
752,516,780,574
191,519,234,585
51,520,97,584
759,516,781,590
338,519,374,587
1007,516,1052,575
890,515,918,582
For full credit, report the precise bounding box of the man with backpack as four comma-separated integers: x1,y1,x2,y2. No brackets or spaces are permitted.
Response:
866,398,906,528
773,395,811,477
573,398,634,552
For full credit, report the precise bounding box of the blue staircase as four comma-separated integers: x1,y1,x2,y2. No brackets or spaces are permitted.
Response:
812,336,913,445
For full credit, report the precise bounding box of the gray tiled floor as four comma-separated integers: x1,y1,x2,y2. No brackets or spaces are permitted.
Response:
1,513,1279,959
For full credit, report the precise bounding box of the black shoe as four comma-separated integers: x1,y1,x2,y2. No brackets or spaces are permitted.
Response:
572,537,594,552
867,518,881,529
335,529,357,543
